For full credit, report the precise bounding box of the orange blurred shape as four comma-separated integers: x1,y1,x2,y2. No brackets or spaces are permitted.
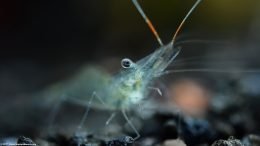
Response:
168,79,211,117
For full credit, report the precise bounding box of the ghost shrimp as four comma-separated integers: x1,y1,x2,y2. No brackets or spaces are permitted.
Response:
48,0,203,141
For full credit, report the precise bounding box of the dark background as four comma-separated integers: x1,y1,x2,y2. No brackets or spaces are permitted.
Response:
0,0,259,94
1,0,260,138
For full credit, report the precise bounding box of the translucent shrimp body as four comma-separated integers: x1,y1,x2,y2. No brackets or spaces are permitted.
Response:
101,42,180,110
46,0,203,140
96,0,203,110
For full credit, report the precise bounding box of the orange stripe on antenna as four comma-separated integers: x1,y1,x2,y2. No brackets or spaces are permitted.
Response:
146,19,163,46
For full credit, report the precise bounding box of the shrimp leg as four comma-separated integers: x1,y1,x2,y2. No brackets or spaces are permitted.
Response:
77,92,117,129
105,112,117,126
77,92,97,130
121,109,140,141
77,91,109,131
148,86,162,96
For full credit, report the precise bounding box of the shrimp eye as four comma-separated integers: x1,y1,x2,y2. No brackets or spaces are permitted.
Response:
121,58,135,68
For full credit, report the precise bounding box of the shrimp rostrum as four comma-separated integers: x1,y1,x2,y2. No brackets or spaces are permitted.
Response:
49,0,203,141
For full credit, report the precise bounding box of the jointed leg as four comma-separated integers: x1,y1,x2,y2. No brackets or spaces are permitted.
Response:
121,109,140,140
148,86,162,96
77,91,97,130
106,112,117,126
77,92,116,130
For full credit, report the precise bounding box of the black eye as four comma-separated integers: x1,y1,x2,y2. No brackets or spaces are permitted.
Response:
121,58,134,68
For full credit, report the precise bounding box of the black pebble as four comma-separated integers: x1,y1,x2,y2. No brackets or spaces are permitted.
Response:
106,136,134,146
211,137,243,146
17,136,36,145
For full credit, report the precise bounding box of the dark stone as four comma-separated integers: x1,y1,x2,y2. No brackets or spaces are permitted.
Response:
106,136,134,146
17,136,36,145
180,117,216,145
211,137,244,146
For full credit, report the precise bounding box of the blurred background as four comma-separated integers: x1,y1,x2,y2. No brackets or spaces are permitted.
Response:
1,0,260,143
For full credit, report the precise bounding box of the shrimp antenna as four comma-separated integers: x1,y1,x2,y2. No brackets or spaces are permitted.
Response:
132,0,164,46
172,0,202,44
